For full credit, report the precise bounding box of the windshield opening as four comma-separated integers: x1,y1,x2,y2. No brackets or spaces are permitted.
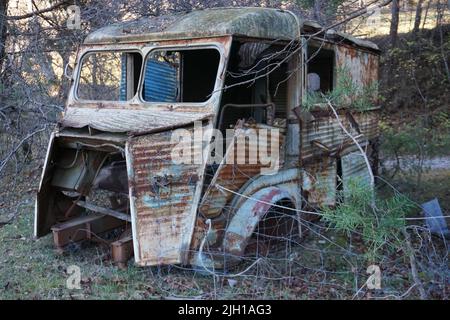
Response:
77,51,142,101
142,48,220,103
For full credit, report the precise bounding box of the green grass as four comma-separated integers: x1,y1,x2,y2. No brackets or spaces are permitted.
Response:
0,208,213,300
380,169,450,214
0,168,448,299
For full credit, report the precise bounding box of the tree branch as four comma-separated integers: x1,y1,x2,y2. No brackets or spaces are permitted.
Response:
6,0,70,20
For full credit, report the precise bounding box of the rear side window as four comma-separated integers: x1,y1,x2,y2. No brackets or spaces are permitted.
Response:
77,51,142,101
142,48,220,103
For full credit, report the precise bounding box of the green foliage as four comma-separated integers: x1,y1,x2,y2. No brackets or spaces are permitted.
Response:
296,0,346,18
322,178,415,261
381,112,450,158
303,66,379,112
379,26,450,113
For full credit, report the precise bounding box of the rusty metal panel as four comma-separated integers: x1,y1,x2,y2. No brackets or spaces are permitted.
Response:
301,109,379,161
62,107,212,134
302,157,337,207
353,111,380,140
35,132,56,237
126,126,204,266
199,124,284,219
335,45,379,88
299,109,378,206
341,151,372,193
83,8,379,52
84,8,300,44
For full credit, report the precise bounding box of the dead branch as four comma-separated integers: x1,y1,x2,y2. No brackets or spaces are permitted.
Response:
218,0,393,92
6,1,71,21
324,98,376,205
0,125,48,174
402,229,428,300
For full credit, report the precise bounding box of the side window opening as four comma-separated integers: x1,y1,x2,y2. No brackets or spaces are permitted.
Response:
77,51,142,101
203,41,289,195
307,45,334,93
142,48,220,103
269,63,288,120
218,41,289,133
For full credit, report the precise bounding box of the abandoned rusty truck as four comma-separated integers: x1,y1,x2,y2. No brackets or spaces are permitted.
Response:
35,7,380,269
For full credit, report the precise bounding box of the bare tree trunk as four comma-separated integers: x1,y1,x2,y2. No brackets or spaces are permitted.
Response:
0,0,9,77
436,0,450,82
413,0,424,35
313,0,323,24
421,0,431,30
390,0,400,47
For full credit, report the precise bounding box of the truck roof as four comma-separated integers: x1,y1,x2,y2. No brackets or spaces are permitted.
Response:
84,7,379,52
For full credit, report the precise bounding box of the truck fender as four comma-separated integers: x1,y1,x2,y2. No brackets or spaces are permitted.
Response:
222,186,295,257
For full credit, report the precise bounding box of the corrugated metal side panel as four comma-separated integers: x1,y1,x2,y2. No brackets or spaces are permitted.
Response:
353,111,380,140
301,110,379,160
299,110,379,206
302,157,337,207
199,125,284,219
119,54,127,101
341,151,371,195
144,60,177,102
127,127,203,266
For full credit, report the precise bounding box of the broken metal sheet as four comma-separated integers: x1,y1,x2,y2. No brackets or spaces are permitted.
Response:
35,132,56,237
302,157,337,207
55,128,128,144
352,111,380,140
61,107,213,134
199,124,284,219
126,126,206,266
301,109,378,161
341,151,372,194
35,134,106,238
335,45,379,88
223,186,295,256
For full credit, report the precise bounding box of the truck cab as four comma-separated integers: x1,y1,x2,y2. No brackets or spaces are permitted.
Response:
35,7,380,269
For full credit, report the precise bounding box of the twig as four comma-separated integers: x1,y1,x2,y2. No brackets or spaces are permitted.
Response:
402,229,428,300
213,0,393,93
6,1,71,21
198,219,262,277
0,126,48,174
324,98,376,207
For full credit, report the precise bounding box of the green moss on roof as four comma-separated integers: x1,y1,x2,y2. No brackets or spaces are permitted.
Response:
84,7,378,51
84,7,300,44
